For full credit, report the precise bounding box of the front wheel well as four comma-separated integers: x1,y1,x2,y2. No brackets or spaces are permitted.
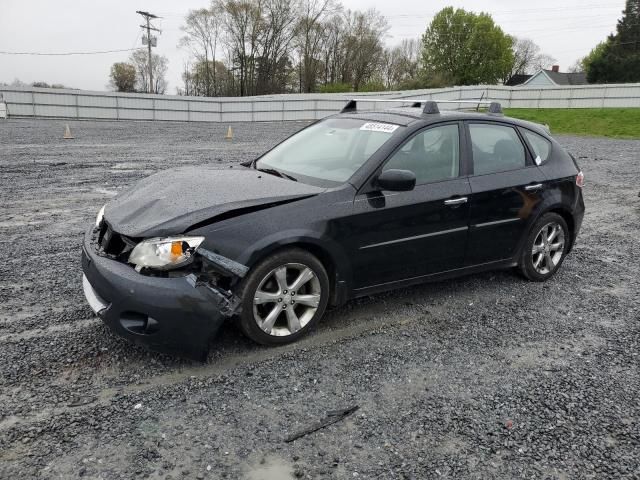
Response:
249,242,339,305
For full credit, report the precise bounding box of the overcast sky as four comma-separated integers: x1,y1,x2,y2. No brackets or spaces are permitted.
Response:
0,0,626,93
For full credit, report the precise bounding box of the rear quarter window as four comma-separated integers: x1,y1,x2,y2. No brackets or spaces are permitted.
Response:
522,129,552,164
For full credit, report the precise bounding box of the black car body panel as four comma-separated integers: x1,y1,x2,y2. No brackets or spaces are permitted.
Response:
82,106,584,357
188,187,357,304
349,178,472,287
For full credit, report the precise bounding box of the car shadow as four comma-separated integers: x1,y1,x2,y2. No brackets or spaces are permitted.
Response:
206,267,521,361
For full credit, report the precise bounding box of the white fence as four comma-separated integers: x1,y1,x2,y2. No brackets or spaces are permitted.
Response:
1,83,639,123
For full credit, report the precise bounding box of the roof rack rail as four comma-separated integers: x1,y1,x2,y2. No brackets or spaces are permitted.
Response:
340,98,503,115
340,98,422,113
434,99,503,115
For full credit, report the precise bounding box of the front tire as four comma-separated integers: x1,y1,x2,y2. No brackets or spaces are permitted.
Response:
519,212,570,282
237,248,329,345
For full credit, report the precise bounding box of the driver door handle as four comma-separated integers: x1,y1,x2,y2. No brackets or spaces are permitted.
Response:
524,183,543,192
444,197,468,206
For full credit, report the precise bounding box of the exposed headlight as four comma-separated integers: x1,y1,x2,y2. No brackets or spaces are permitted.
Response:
95,204,106,228
128,236,205,270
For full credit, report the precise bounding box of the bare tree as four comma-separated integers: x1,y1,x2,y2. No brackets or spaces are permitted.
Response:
130,50,169,93
342,9,388,91
181,59,234,96
180,61,194,96
532,53,556,72
152,55,169,94
255,0,299,94
177,0,398,95
320,14,344,86
180,6,222,96
382,39,421,89
294,0,336,92
221,0,264,96
506,37,556,82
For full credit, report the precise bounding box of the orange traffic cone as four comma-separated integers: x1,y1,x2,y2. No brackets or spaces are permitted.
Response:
63,124,74,139
225,126,233,140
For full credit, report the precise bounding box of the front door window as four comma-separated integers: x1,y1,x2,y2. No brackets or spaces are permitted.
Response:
383,124,460,184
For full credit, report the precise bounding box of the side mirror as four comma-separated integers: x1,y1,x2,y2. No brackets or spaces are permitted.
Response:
376,169,416,192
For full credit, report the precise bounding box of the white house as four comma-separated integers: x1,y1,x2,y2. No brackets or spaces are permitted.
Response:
522,65,588,87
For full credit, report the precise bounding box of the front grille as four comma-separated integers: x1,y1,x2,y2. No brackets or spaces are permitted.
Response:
96,222,135,258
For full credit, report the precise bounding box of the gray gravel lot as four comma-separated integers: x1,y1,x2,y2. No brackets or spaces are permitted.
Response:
0,118,639,479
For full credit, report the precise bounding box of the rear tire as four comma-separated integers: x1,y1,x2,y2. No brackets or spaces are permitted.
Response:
237,248,329,345
519,212,570,282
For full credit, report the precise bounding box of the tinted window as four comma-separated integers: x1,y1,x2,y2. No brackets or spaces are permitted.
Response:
383,125,459,184
469,124,526,175
257,118,401,185
522,129,552,164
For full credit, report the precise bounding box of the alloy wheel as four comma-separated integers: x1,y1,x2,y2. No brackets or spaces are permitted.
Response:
252,263,322,336
531,221,566,275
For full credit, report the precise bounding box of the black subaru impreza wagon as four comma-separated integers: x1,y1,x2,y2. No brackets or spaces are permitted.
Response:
82,99,584,358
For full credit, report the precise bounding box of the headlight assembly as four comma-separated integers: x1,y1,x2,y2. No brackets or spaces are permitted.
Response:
95,204,106,228
128,236,205,270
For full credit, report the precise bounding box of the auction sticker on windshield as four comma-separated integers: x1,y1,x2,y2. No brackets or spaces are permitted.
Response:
359,122,399,133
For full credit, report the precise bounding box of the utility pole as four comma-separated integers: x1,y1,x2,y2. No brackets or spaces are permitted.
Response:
136,11,160,93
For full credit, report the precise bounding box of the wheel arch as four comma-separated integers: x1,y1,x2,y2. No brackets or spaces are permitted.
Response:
543,206,576,252
243,235,352,307
516,203,577,264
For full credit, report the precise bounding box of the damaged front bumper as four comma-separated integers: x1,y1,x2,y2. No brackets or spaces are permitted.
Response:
81,228,243,360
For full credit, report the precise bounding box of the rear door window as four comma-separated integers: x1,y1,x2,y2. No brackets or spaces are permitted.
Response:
469,123,526,175
522,129,552,164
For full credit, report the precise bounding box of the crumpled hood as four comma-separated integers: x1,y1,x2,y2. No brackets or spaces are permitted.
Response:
104,166,324,237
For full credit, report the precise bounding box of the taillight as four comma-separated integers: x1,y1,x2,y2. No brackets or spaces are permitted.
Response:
576,171,585,188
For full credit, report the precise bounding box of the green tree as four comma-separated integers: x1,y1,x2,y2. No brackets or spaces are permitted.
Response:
109,62,137,92
421,7,514,86
318,82,351,93
587,1,640,83
359,80,386,92
579,41,608,72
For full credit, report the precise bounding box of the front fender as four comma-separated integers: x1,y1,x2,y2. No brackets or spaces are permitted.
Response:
239,228,353,302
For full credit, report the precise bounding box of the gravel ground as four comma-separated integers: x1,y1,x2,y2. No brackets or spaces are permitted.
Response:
0,118,638,479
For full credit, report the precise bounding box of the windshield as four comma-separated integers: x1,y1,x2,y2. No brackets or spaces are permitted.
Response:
256,118,402,186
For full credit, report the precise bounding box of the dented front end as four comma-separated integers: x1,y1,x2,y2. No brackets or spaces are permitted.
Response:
81,226,247,360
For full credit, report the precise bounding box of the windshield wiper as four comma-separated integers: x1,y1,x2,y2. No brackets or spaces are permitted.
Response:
256,167,297,182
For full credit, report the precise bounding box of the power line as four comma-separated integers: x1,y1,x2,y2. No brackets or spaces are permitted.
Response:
0,48,142,56
396,22,627,39
392,14,625,28
384,3,623,19
154,2,623,18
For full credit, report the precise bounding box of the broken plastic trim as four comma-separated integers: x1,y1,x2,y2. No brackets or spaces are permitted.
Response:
188,248,248,317
185,273,242,317
197,248,249,278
